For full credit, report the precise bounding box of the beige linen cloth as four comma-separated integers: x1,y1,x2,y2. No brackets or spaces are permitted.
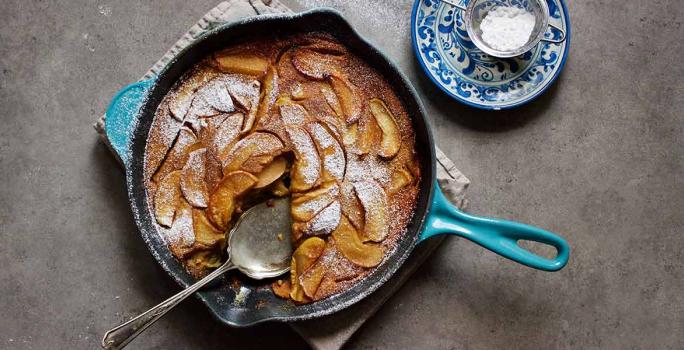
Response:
94,1,470,348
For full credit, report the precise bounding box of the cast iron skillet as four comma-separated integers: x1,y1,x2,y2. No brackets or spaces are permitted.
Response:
105,8,570,327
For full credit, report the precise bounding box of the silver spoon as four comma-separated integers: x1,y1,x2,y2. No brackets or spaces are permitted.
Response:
101,198,293,350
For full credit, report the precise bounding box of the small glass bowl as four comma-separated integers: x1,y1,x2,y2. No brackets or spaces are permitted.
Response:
448,0,565,58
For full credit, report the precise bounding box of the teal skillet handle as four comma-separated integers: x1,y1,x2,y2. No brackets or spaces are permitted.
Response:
421,181,570,271
104,78,156,167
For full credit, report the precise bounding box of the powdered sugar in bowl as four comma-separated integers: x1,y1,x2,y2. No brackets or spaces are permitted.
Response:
445,0,566,58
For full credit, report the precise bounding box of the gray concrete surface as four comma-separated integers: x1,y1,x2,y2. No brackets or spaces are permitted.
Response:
0,0,682,349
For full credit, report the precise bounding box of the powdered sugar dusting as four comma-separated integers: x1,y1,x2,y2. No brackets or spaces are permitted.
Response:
189,77,235,117
280,104,309,125
308,122,345,181
293,183,339,219
180,148,209,208
344,153,390,185
306,200,341,235
165,201,195,246
211,113,243,156
286,126,321,189
353,180,388,241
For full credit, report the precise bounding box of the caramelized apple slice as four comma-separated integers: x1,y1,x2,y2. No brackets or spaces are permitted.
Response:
304,200,341,236
355,113,382,156
166,198,196,255
169,87,194,122
169,68,222,121
154,170,182,227
353,180,389,242
320,84,344,118
291,182,339,221
390,167,413,192
256,66,279,122
180,148,209,208
369,98,401,159
279,103,311,125
332,215,384,268
329,75,361,124
221,132,285,173
286,126,321,192
254,156,287,189
214,53,268,77
152,127,198,184
290,237,326,302
225,170,259,195
207,170,258,230
188,77,235,118
307,122,345,181
292,48,339,80
300,262,326,299
317,113,345,142
192,209,225,247
339,181,365,230
210,113,243,160
218,75,260,132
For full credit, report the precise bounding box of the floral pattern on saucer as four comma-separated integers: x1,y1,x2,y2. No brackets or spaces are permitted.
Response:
411,0,570,110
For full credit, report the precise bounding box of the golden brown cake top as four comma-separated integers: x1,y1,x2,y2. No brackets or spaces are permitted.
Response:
144,32,421,303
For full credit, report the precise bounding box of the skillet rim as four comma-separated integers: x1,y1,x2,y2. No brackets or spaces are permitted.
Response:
125,7,438,326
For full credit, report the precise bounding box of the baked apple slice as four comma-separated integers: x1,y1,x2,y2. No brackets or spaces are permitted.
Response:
291,181,339,222
221,132,285,173
152,127,198,184
353,180,389,242
214,52,269,77
292,48,340,80
169,86,194,122
166,198,196,255
329,75,361,124
300,261,326,299
355,113,382,156
254,156,287,189
279,103,312,125
192,208,225,247
180,148,209,208
369,98,401,159
189,77,235,118
207,170,258,230
320,84,344,119
286,126,321,192
307,122,345,181
332,215,384,268
169,68,222,121
154,170,182,227
339,181,365,230
256,66,279,123
303,200,341,236
390,167,413,192
290,237,326,302
219,75,260,132
209,113,243,160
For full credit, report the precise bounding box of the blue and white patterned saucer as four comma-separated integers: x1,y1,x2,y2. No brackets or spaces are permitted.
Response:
411,0,570,110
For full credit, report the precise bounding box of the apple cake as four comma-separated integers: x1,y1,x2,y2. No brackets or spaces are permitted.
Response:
144,32,421,303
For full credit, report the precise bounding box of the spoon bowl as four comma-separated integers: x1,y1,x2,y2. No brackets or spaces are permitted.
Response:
228,198,293,279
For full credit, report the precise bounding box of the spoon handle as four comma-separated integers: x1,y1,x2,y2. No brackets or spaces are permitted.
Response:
101,261,236,350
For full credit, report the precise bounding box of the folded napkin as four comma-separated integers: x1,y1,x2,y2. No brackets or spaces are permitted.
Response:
94,1,469,349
